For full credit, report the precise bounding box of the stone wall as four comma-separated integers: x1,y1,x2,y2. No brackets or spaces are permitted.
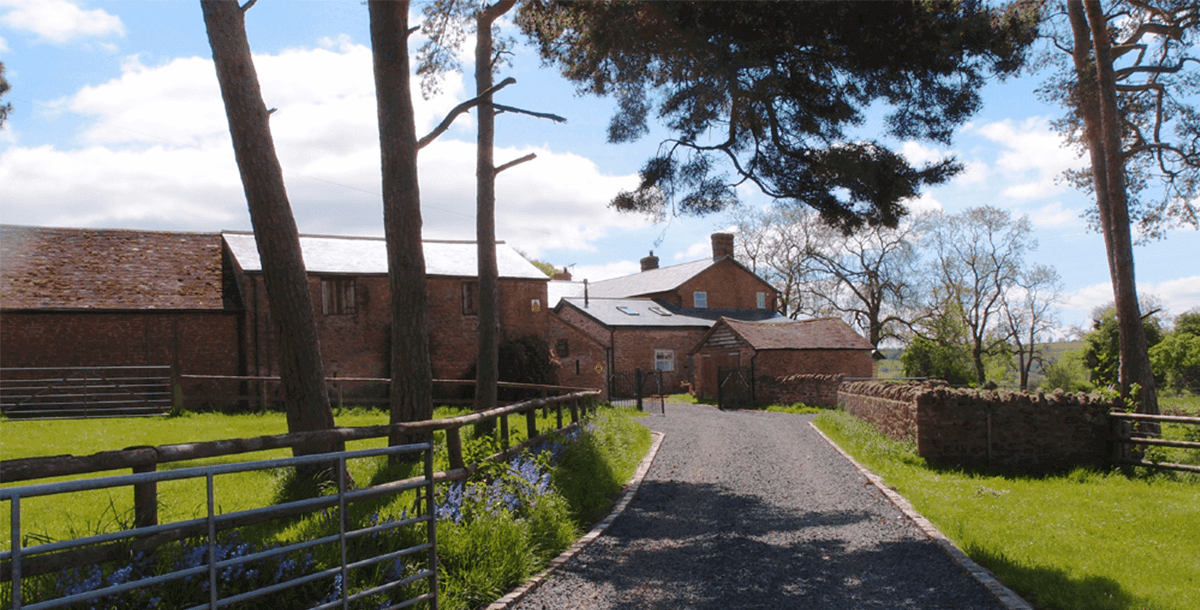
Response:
756,373,844,407
838,381,1116,473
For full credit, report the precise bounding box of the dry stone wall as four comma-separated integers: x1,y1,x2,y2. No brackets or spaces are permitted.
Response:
839,381,1117,473
756,373,844,407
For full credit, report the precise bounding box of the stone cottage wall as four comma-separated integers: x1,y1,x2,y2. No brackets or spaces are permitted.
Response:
838,381,1116,473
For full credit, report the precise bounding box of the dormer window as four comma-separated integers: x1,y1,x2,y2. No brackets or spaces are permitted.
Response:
693,291,708,309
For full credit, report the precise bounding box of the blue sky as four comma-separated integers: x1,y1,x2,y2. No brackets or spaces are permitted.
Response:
2,0,1197,333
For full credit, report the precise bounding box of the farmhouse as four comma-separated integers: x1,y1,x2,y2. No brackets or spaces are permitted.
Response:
547,233,787,396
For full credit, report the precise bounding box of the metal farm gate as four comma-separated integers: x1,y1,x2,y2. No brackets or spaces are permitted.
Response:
608,369,665,415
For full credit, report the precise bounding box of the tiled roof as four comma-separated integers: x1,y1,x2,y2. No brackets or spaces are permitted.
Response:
584,258,716,298
0,225,227,310
719,317,874,350
223,232,548,280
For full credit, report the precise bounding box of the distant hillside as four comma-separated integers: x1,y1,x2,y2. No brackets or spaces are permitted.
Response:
872,341,1084,381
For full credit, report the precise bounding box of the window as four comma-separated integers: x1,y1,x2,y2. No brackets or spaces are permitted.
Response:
757,292,767,309
462,281,478,316
321,277,356,315
556,339,570,358
649,306,672,317
616,305,640,316
654,349,675,372
531,299,542,312
693,291,708,309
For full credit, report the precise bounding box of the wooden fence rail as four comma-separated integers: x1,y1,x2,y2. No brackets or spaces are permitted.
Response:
1,390,599,580
0,366,173,419
1110,411,1200,473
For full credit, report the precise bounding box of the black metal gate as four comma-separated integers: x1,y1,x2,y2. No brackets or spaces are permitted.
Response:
608,368,665,415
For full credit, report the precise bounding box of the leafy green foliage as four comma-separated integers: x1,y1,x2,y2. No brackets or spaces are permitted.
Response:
1150,332,1200,394
1038,348,1094,393
552,408,652,525
516,0,1038,230
1082,306,1164,388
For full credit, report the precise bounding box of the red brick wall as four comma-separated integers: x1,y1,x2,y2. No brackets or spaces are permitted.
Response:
241,273,550,382
0,310,240,374
611,327,706,395
676,260,777,310
546,313,608,395
755,349,873,379
839,381,1117,473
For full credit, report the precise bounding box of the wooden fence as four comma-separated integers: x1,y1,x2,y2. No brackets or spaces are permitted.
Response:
0,366,173,419
1,390,600,580
1110,411,1200,473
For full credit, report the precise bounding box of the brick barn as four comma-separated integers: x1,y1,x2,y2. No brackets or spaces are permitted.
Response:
223,232,550,383
0,226,244,378
2,225,551,408
691,317,874,401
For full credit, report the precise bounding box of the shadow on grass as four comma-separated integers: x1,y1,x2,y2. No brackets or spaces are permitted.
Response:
963,543,1162,610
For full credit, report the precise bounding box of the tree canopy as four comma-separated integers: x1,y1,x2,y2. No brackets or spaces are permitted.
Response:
517,0,1039,231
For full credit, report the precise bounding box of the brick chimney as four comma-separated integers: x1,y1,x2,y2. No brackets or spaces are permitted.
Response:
551,267,572,281
640,251,659,272
711,233,734,260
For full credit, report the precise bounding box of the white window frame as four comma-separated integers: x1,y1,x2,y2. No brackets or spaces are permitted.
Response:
757,292,767,309
693,291,708,309
654,349,675,372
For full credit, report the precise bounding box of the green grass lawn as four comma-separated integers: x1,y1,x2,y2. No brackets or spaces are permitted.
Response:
3,405,652,610
814,409,1200,610
0,405,578,550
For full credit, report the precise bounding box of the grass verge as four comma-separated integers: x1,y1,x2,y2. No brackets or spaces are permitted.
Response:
2,405,652,610
813,409,1200,610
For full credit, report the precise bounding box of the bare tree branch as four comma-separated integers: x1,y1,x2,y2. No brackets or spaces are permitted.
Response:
417,76,516,149
494,152,536,175
492,104,567,123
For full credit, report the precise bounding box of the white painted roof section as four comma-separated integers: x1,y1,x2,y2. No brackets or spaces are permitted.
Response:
223,232,548,279
547,281,584,308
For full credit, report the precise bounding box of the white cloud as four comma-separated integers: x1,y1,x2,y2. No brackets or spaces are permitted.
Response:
904,192,943,214
1026,201,1082,229
900,141,948,166
0,0,125,43
0,42,647,254
572,260,643,283
1061,276,1200,324
0,34,9,52
969,118,1085,202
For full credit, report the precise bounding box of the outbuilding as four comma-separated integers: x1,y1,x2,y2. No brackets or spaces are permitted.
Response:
691,316,874,403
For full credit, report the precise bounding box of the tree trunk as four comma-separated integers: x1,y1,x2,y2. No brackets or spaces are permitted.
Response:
1073,0,1159,416
369,0,434,444
201,0,337,459
474,0,517,423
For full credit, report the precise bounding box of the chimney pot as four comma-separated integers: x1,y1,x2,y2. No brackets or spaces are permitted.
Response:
711,233,734,260
640,250,660,272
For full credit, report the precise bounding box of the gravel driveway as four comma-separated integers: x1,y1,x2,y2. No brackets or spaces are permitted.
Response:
510,404,1010,610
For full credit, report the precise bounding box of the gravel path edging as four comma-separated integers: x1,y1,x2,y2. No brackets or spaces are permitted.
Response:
807,421,1034,610
483,430,666,610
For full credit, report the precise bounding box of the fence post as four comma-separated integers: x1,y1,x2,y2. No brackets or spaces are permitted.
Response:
717,367,724,410
446,426,465,470
129,447,159,527
526,406,538,439
570,397,579,424
636,368,644,412
500,413,510,450
556,401,563,429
